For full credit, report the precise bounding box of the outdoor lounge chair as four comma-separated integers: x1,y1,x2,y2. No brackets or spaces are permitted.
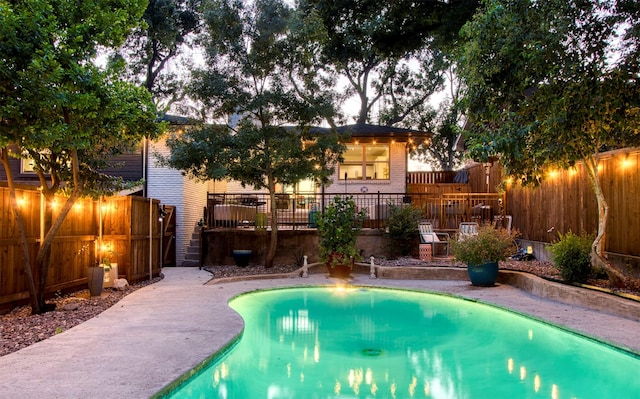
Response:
418,221,450,257
458,222,479,241
493,215,512,232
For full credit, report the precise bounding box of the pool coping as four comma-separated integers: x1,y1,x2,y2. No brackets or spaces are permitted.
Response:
208,263,640,322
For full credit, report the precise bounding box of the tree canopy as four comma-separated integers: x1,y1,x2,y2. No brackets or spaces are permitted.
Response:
0,0,162,313
299,0,478,125
115,0,202,112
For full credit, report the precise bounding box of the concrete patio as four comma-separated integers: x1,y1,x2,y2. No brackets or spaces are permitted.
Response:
0,267,638,398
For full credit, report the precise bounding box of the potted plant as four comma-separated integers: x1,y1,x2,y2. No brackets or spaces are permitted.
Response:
101,257,119,288
87,261,105,297
315,196,367,277
451,224,517,286
232,249,252,267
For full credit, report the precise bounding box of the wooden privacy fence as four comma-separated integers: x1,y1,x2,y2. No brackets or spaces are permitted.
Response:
504,148,640,261
0,188,161,312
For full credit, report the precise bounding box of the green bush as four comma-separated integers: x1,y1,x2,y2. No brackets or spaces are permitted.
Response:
316,196,367,266
451,224,517,265
548,231,594,283
385,204,423,256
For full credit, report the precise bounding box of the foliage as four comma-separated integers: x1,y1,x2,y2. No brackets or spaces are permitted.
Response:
457,0,640,286
410,90,465,170
315,196,367,267
114,0,202,112
298,0,479,124
459,0,640,177
548,231,594,284
385,204,423,256
451,224,516,266
164,0,344,268
0,0,161,314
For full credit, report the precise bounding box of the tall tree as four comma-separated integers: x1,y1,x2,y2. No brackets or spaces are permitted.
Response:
458,0,640,286
114,0,202,113
407,64,465,171
300,0,478,125
0,0,162,313
165,0,343,268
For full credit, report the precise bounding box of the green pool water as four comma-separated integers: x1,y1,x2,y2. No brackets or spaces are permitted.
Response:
161,286,639,398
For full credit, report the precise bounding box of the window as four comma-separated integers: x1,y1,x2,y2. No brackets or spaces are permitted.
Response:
340,144,389,180
21,158,36,174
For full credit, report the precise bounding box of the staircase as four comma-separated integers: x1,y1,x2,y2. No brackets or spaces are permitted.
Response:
182,225,202,267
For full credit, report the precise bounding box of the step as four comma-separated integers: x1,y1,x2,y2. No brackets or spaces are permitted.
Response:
184,252,200,261
185,248,200,256
181,259,200,267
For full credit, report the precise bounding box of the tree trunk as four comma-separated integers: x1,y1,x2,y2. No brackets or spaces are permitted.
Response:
583,155,626,288
0,149,40,313
35,189,82,311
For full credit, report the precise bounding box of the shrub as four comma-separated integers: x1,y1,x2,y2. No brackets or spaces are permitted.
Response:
385,204,423,256
451,224,517,265
548,231,594,283
316,196,367,266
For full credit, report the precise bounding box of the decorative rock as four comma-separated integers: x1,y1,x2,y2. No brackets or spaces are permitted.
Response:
113,278,129,290
62,302,80,311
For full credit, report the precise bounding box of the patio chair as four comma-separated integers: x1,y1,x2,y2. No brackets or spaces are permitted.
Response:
418,221,450,257
493,215,512,232
458,222,479,241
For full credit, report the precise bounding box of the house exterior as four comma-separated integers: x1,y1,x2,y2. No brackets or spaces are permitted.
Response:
221,123,431,196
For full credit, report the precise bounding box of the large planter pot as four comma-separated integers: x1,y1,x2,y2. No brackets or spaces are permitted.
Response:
326,253,354,278
232,250,252,267
467,261,499,286
87,266,104,297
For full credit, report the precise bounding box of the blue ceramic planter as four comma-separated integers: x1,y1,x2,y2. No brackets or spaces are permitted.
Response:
467,261,499,286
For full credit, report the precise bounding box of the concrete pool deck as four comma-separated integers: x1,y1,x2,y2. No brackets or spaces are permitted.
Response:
0,266,638,398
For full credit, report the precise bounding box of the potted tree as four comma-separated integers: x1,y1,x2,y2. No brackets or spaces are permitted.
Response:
451,224,517,286
316,196,367,277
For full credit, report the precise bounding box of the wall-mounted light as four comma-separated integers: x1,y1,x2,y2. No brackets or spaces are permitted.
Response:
621,155,634,170
16,195,27,207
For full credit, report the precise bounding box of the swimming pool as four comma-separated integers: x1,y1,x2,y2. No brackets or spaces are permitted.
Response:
160,286,640,398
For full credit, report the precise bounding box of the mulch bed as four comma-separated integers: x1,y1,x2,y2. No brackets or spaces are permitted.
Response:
0,275,163,357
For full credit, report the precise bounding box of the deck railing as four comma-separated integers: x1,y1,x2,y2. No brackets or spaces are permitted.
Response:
206,191,506,231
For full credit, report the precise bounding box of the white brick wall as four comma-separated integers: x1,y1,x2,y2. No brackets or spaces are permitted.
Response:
147,136,212,265
325,142,407,194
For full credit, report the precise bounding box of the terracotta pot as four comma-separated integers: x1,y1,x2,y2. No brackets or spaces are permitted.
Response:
326,253,354,278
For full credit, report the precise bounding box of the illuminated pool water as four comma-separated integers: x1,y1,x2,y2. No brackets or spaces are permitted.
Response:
162,287,640,398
